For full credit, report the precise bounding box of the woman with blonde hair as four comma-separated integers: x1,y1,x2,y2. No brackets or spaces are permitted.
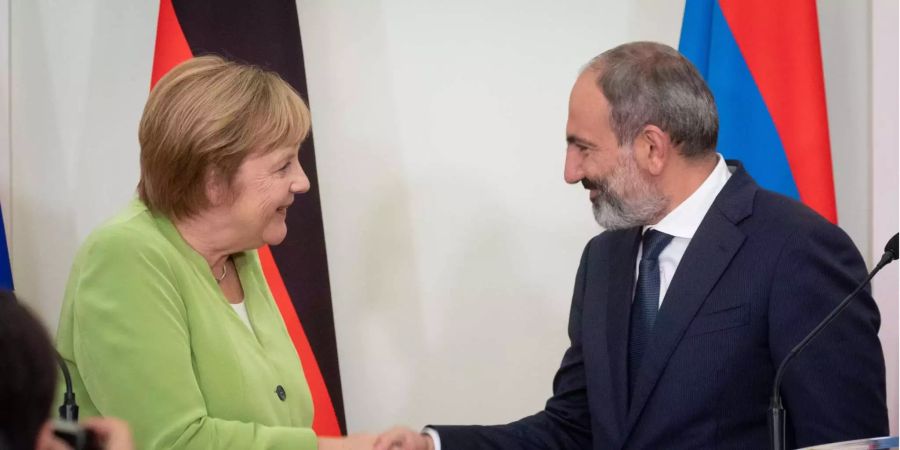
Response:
56,56,372,450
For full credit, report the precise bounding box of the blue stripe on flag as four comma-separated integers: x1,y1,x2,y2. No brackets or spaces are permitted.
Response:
678,0,800,200
0,203,12,290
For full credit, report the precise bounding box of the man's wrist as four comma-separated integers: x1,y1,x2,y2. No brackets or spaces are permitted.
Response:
422,427,440,450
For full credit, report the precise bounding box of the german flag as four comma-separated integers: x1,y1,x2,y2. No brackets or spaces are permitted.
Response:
150,0,345,436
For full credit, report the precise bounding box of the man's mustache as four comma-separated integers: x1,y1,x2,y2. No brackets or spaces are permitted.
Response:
581,178,601,190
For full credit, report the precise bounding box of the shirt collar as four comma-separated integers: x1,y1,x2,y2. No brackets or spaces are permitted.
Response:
643,154,731,239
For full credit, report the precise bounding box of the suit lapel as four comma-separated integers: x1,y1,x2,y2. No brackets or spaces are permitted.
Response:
605,229,641,433
622,162,755,439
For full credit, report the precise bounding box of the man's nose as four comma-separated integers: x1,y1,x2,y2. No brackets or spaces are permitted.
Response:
564,149,584,185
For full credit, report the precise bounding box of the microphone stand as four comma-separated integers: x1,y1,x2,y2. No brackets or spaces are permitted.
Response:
769,233,898,450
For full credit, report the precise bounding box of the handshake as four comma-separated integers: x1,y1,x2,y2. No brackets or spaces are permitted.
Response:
318,427,435,450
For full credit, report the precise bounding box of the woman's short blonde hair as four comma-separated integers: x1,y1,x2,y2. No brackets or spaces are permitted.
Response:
137,55,311,219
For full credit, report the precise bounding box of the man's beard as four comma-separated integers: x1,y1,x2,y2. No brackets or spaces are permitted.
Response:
585,151,667,230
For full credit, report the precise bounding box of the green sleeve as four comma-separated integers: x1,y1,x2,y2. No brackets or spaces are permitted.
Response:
70,228,318,450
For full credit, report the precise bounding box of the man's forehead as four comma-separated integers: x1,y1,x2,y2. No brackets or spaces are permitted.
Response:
572,70,600,93
570,70,606,105
568,75,607,124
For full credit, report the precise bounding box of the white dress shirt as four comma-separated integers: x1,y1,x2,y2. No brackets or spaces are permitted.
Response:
637,155,732,306
425,155,733,450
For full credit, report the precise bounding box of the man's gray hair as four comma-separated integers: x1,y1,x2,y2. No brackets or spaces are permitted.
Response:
586,41,718,158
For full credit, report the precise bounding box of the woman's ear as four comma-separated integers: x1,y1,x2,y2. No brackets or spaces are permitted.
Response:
204,169,228,207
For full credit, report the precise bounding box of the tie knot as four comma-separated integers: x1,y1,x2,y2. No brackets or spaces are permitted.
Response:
641,229,673,261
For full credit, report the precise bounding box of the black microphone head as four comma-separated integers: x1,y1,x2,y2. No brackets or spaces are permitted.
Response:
886,233,899,261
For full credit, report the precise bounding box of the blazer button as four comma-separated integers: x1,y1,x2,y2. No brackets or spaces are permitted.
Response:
275,385,286,401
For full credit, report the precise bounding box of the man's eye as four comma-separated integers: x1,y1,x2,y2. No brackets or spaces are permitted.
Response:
568,143,589,152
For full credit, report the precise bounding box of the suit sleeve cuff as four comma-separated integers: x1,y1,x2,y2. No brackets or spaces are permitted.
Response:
422,427,442,450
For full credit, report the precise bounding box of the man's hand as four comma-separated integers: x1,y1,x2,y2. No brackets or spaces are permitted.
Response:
373,427,434,450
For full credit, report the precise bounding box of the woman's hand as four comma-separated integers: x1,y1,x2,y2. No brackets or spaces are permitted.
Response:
317,433,378,450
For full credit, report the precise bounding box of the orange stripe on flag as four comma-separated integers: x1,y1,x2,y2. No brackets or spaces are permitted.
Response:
258,245,342,437
151,0,193,89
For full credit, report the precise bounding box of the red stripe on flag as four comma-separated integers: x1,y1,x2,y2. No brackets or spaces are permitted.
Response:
151,0,193,89
720,0,837,223
259,245,342,437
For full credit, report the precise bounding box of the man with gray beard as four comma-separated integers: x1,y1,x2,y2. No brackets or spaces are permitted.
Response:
375,41,888,450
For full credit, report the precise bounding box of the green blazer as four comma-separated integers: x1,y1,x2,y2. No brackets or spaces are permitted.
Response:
56,200,318,449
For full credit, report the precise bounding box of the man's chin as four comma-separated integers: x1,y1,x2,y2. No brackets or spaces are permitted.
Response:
592,204,637,231
594,219,633,231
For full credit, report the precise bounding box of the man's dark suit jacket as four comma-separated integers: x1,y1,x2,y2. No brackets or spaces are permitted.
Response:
432,162,888,449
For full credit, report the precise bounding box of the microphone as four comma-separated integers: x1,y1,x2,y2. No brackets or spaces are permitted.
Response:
57,353,79,421
769,232,899,450
885,233,898,262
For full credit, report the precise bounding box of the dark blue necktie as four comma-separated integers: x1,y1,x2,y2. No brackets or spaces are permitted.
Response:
628,229,673,399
